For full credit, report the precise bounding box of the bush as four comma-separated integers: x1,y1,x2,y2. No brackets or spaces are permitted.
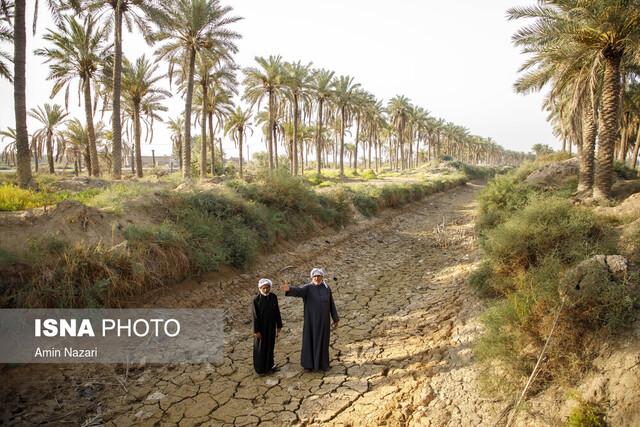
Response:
481,196,607,282
476,176,536,232
613,160,638,180
350,190,379,218
472,161,638,398
0,183,64,211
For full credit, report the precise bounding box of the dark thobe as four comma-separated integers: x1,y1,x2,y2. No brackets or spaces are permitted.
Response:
252,293,282,374
286,282,339,371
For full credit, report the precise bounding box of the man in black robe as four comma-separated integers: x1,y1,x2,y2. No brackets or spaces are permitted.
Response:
252,279,282,375
280,268,339,371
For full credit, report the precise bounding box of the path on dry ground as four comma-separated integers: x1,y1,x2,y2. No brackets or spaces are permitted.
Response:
2,182,504,426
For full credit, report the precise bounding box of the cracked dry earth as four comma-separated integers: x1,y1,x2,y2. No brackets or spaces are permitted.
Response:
2,182,505,426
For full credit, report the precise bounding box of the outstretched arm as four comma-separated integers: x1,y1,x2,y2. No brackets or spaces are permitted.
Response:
280,280,308,298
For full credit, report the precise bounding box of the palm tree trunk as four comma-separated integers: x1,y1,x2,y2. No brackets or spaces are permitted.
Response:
238,130,243,178
178,135,183,171
631,122,640,170
274,124,279,168
578,100,597,192
209,111,216,175
33,143,39,173
111,5,123,179
619,112,629,163
47,131,55,173
84,78,100,177
316,100,323,174
201,84,208,180
219,136,224,170
183,47,196,179
368,124,373,169
293,95,299,175
594,51,622,200
267,91,274,170
134,103,143,178
339,106,346,176
14,0,32,188
354,113,360,171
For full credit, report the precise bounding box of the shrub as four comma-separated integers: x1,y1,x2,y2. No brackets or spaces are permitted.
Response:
566,393,606,427
481,196,607,281
0,183,64,211
476,176,536,232
612,160,638,180
472,162,638,398
350,190,379,218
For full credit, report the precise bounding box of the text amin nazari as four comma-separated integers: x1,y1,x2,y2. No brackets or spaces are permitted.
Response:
34,346,98,358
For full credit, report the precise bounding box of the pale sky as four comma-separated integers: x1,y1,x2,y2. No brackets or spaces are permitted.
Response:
0,0,556,160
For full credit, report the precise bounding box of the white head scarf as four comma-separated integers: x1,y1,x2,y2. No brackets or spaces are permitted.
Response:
310,268,328,288
258,278,272,296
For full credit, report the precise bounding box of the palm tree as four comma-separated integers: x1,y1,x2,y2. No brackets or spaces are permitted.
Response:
154,0,241,179
192,57,237,178
1,127,17,165
311,68,334,175
167,116,184,171
35,14,111,177
332,75,360,176
12,0,31,186
224,106,252,178
509,0,640,199
121,54,170,177
64,118,90,176
243,55,285,171
8,0,82,187
206,87,235,174
282,60,312,176
387,95,412,170
28,103,69,173
84,0,164,180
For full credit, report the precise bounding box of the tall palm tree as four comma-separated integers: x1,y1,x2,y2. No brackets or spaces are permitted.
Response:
8,0,82,187
311,68,334,174
35,14,111,177
509,0,640,199
282,60,312,176
12,0,30,186
167,116,184,171
192,57,237,178
28,103,69,173
64,118,90,176
121,54,170,177
1,127,17,165
84,0,164,179
243,55,284,171
224,106,252,178
332,75,360,176
206,87,235,173
387,95,412,170
154,0,241,179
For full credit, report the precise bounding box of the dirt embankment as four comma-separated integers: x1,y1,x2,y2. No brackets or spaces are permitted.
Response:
1,181,639,426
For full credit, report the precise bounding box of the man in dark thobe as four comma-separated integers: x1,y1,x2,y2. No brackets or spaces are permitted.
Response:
280,268,339,371
252,279,282,375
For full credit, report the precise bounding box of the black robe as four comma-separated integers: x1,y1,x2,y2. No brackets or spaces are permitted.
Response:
286,282,339,371
252,293,282,374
